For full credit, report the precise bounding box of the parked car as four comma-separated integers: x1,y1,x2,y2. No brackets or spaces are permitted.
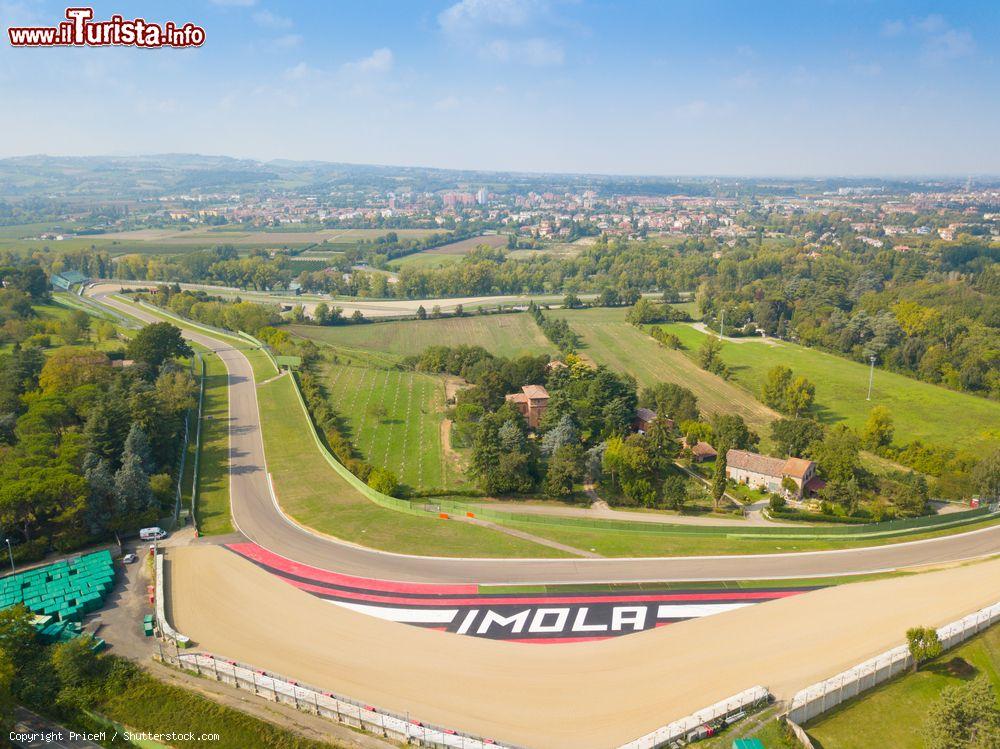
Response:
139,527,167,541
122,553,138,564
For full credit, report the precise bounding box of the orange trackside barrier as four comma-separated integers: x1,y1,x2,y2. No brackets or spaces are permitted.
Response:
439,513,449,520
466,512,475,518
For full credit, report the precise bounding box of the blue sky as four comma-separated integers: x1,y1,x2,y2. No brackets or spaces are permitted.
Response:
1,0,997,175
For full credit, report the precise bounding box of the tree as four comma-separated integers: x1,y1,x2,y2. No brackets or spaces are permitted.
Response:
711,452,728,509
123,423,154,474
0,647,13,726
697,336,729,377
638,382,699,423
84,458,115,537
906,626,942,672
812,424,861,484
924,676,1000,749
544,444,582,499
761,365,793,410
662,474,687,511
971,448,1000,500
0,605,38,671
861,405,895,451
710,413,758,454
771,418,824,457
114,452,153,521
38,347,112,393
314,302,331,325
367,467,398,496
416,305,427,320
51,636,99,688
563,292,582,309
625,298,663,325
126,322,191,369
541,414,578,457
785,376,816,417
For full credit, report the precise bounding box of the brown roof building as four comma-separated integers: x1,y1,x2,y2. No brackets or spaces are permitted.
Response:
505,385,550,429
686,440,717,462
725,449,817,499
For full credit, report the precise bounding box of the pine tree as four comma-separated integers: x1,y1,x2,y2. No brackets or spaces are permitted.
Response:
84,458,115,536
711,453,728,510
123,423,154,474
114,452,153,520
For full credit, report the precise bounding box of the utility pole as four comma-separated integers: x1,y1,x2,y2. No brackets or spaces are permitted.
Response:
720,308,725,338
4,539,14,573
866,355,876,401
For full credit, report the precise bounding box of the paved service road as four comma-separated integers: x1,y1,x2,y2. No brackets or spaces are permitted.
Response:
90,286,1000,585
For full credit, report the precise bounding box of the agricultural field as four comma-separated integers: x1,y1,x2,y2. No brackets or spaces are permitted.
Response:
257,372,567,557
289,312,557,359
388,234,509,270
655,321,1000,454
549,307,779,439
0,224,443,256
321,361,470,493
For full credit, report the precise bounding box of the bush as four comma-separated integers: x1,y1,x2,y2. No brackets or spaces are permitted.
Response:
768,493,786,512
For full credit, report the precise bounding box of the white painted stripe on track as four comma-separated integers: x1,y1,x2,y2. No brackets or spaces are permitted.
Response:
329,600,459,624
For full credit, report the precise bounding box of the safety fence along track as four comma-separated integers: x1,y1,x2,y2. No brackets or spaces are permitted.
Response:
786,600,1000,725
161,650,521,749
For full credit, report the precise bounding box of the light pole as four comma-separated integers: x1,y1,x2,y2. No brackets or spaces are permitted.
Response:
4,539,14,573
866,355,876,401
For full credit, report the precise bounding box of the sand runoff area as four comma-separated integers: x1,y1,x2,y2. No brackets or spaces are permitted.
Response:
167,546,1000,748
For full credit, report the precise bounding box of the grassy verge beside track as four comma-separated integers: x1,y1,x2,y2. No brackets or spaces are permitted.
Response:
495,516,1000,557
258,373,570,557
193,344,233,536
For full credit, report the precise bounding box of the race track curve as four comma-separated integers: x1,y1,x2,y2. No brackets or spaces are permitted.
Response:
89,285,1000,585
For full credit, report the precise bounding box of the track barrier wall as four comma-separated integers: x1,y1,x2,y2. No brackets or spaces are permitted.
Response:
786,600,1000,725
618,685,771,748
153,551,190,647
190,354,206,531
161,649,521,749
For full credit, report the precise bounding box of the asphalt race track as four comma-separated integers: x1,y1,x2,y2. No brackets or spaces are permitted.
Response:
90,286,1000,585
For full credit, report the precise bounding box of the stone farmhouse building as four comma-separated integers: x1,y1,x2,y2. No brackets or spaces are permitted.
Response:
505,384,549,429
725,449,819,499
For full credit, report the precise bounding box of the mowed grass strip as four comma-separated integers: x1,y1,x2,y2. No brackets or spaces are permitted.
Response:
289,312,557,359
323,362,468,492
193,347,233,536
549,307,778,437
654,320,1000,453
257,373,570,557
496,516,1000,557
806,622,1000,749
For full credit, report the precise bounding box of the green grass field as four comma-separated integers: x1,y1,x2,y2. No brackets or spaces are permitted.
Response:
289,312,557,359
192,346,233,536
321,361,470,492
548,307,779,438
806,622,1000,748
656,321,1000,453
257,372,568,557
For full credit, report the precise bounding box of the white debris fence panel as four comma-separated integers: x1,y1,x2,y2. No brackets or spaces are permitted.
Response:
172,652,517,749
787,599,1000,725
617,685,770,749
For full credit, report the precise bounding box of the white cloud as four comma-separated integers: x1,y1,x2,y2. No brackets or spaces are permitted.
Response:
673,100,708,118
485,38,564,66
342,48,394,74
433,95,461,111
274,34,302,49
730,70,758,90
438,0,565,66
284,62,314,81
253,9,293,29
438,0,536,35
880,15,975,63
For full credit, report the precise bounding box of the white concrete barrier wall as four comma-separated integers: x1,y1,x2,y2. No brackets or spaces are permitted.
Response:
617,685,770,749
154,551,190,646
167,651,519,749
787,600,1000,725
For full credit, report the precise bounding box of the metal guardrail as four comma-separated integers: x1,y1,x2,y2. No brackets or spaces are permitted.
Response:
190,354,206,531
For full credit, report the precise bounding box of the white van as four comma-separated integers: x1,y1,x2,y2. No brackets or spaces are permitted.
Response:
139,527,167,541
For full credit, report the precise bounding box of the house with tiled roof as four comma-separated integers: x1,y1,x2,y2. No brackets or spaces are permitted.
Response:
505,384,549,429
725,449,818,499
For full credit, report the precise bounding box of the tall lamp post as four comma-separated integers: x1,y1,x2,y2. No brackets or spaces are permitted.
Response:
866,355,877,401
4,539,14,573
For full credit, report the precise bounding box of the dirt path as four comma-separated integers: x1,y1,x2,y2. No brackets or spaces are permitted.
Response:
465,517,602,558
169,546,1000,749
687,322,783,346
